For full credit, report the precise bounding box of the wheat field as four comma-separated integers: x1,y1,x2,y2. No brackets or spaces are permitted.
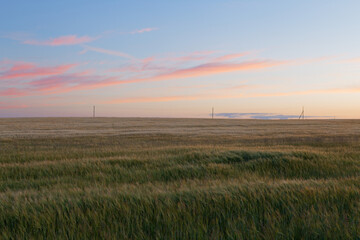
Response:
0,118,359,239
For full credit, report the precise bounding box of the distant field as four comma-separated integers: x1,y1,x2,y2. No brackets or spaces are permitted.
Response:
0,118,360,239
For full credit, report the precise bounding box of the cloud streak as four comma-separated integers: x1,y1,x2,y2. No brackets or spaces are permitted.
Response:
108,51,218,74
155,60,285,79
114,60,288,85
213,52,250,62
23,35,96,46
0,88,27,96
131,28,158,34
0,56,289,97
0,102,28,109
0,63,76,80
1,49,314,98
80,45,136,60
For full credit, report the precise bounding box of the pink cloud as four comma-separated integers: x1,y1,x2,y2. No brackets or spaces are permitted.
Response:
131,28,158,34
0,63,76,80
0,62,81,97
93,60,284,94
213,52,250,62
9,62,36,71
80,45,136,60
0,88,27,96
109,57,172,74
108,51,253,76
0,73,116,97
96,59,288,91
0,58,287,97
108,51,217,75
0,102,28,109
23,35,95,46
118,60,288,84
109,50,283,78
0,51,292,98
165,51,217,63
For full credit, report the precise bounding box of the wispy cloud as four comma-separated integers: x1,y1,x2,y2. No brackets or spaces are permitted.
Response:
80,45,136,60
3,49,327,98
0,62,76,80
4,27,156,48
213,52,250,62
0,88,27,97
0,61,89,96
0,54,289,97
96,59,289,90
131,28,158,34
161,60,285,79
0,73,112,97
161,51,217,63
23,35,96,46
108,50,218,74
0,102,28,109
100,51,287,87
117,60,288,84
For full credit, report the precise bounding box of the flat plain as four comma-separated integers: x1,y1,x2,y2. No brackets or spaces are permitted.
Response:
0,118,360,239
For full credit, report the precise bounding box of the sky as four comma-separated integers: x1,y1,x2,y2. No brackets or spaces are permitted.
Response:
1,0,360,119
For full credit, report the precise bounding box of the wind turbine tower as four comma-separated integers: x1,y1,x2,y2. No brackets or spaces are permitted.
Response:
298,106,305,120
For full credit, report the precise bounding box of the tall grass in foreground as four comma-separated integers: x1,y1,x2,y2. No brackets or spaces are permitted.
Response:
0,118,360,239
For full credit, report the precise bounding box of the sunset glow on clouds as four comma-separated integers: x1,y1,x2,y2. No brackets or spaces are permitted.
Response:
23,35,96,46
1,1,360,118
0,102,28,110
0,55,289,97
0,62,76,80
80,45,136,60
131,28,158,34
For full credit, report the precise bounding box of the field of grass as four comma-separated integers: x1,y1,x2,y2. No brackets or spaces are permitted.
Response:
0,118,360,239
